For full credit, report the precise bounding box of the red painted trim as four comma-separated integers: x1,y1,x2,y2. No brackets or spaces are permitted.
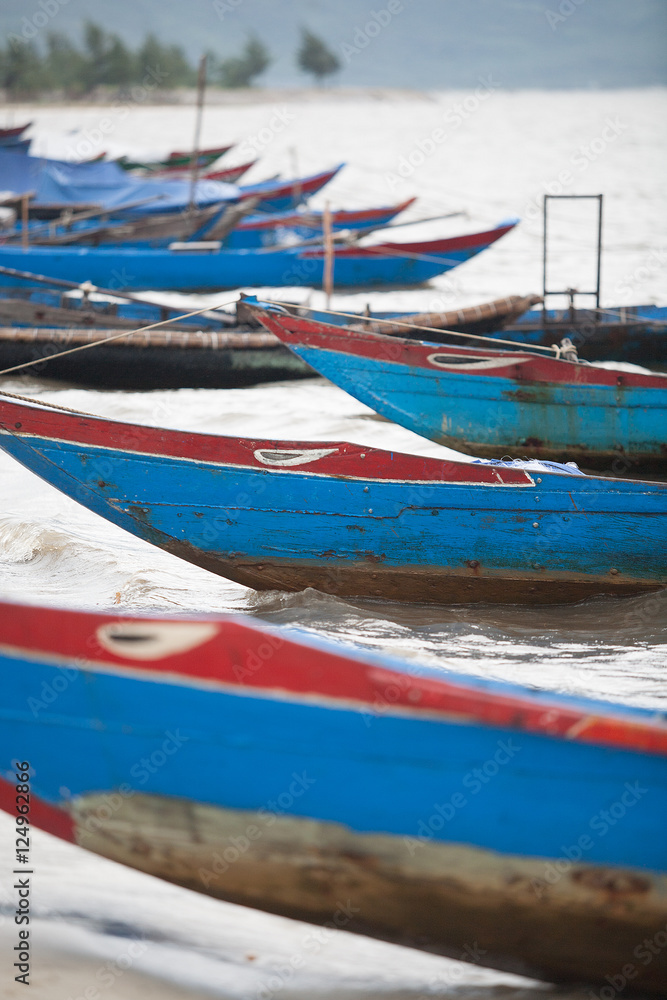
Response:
237,198,416,232
203,160,257,183
0,603,665,756
168,145,233,160
0,774,76,842
239,166,342,202
0,397,533,485
257,311,667,390
300,222,517,259
0,123,31,140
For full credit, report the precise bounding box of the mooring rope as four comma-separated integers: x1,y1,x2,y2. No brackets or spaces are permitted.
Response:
0,387,102,417
4,284,637,383
263,299,560,354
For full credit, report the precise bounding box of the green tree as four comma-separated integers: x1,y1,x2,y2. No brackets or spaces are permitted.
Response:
105,36,136,87
0,41,46,97
162,44,196,86
80,21,110,91
44,32,86,93
297,28,340,84
219,35,270,88
137,34,194,87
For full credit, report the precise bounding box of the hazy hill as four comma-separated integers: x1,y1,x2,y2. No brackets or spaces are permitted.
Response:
2,0,665,89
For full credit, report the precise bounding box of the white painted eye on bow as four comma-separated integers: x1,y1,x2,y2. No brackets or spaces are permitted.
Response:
426,353,528,371
253,447,339,467
96,622,219,660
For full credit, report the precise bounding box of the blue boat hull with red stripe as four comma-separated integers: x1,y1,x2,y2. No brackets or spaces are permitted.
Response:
0,396,665,604
256,309,667,473
237,163,344,213
224,197,417,248
0,601,665,990
0,221,517,292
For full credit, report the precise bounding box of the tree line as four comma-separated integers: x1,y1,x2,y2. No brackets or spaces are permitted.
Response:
0,23,342,97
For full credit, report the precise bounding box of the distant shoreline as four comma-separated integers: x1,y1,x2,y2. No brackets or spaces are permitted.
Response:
2,84,665,108
2,86,434,107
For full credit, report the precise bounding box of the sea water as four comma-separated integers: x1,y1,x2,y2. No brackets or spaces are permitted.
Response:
0,89,665,999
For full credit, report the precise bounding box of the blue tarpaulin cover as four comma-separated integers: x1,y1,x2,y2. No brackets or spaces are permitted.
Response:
0,150,239,215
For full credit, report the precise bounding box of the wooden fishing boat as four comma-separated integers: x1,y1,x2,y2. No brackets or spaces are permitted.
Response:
6,197,410,250
0,284,236,332
0,396,664,604
349,293,543,337
1,204,228,248
150,159,254,183
0,136,31,153
0,600,665,991
117,145,233,173
0,326,311,389
0,221,518,292
0,122,31,140
237,164,344,213
0,284,542,341
0,291,534,391
0,150,239,219
0,155,338,221
169,143,233,161
355,300,667,368
225,197,417,249
255,308,667,474
201,159,256,184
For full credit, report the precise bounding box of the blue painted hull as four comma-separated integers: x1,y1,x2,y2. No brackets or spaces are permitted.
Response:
0,223,515,292
3,646,666,869
0,245,479,292
300,304,667,368
0,399,665,603
0,286,233,330
0,602,666,989
223,206,413,250
300,347,666,468
260,321,667,471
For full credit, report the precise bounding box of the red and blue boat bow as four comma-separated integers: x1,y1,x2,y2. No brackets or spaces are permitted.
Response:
0,395,665,604
0,601,665,990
